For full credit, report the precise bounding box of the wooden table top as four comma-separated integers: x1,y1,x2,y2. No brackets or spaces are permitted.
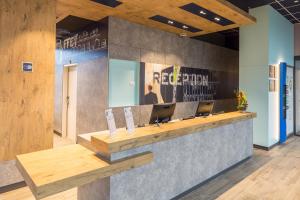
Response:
16,144,153,199
79,112,256,156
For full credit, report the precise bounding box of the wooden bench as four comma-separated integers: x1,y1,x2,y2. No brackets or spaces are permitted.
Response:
16,144,153,199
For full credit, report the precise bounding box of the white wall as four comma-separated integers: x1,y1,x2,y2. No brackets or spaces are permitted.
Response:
268,6,294,146
240,6,270,147
240,5,294,148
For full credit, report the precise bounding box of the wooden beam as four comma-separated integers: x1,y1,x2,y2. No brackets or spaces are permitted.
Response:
16,144,153,199
56,14,68,23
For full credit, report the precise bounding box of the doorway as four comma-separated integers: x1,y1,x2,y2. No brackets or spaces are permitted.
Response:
62,64,78,142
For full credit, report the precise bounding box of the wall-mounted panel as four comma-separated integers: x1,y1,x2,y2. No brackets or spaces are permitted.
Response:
140,63,237,105
107,59,238,107
109,59,140,107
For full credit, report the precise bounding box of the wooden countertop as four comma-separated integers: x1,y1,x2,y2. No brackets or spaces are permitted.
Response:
79,112,256,156
16,144,153,199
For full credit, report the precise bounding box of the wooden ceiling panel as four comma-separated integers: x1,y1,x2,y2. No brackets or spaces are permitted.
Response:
56,0,256,37
119,0,223,32
57,0,112,21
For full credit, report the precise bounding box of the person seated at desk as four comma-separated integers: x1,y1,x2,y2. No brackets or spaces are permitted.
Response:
144,85,158,105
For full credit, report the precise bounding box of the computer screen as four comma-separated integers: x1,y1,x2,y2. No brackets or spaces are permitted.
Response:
195,101,214,116
149,103,176,124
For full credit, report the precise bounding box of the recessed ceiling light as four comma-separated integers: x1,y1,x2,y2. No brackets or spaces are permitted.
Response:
168,20,174,24
199,10,206,15
182,25,189,29
214,17,221,21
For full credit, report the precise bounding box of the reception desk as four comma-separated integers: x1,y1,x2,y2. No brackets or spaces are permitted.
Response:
78,111,256,200
17,111,256,200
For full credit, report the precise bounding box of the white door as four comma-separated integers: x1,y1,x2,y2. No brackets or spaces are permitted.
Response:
62,64,78,142
296,62,300,134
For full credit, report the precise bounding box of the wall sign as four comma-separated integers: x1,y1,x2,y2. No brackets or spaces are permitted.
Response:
124,107,135,133
22,62,33,72
269,65,278,92
56,19,108,64
140,63,238,105
105,109,117,136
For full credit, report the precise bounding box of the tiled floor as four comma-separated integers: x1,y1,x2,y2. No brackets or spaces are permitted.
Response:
2,136,300,200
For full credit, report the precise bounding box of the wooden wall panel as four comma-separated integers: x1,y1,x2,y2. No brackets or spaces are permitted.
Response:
0,0,56,161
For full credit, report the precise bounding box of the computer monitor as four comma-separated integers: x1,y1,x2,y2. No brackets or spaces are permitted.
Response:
195,101,214,117
149,103,176,124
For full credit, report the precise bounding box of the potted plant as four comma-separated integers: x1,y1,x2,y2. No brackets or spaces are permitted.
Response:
236,90,248,112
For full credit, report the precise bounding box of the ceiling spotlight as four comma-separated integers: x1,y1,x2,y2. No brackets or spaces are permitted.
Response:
168,20,174,24
180,32,187,37
182,25,189,29
199,10,206,15
294,0,299,3
214,17,221,21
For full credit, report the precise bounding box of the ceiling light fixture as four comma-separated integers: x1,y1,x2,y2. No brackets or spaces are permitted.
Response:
214,17,221,21
180,32,187,37
182,25,189,29
199,10,206,15
168,20,174,24
294,0,299,3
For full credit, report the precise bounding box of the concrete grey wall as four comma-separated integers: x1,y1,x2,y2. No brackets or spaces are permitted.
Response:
54,16,239,136
295,24,300,56
108,17,239,129
77,57,108,134
108,17,238,72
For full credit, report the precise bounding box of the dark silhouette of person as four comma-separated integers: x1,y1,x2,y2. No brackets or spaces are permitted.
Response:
145,85,158,105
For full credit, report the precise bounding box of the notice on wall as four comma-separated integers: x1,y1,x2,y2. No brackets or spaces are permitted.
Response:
269,65,278,92
105,109,117,136
124,107,135,133
22,62,33,72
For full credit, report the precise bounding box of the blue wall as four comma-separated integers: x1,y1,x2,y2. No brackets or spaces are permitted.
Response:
240,5,294,147
240,6,270,147
269,6,294,66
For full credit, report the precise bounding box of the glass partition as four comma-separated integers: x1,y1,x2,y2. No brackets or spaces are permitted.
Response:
109,59,140,107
